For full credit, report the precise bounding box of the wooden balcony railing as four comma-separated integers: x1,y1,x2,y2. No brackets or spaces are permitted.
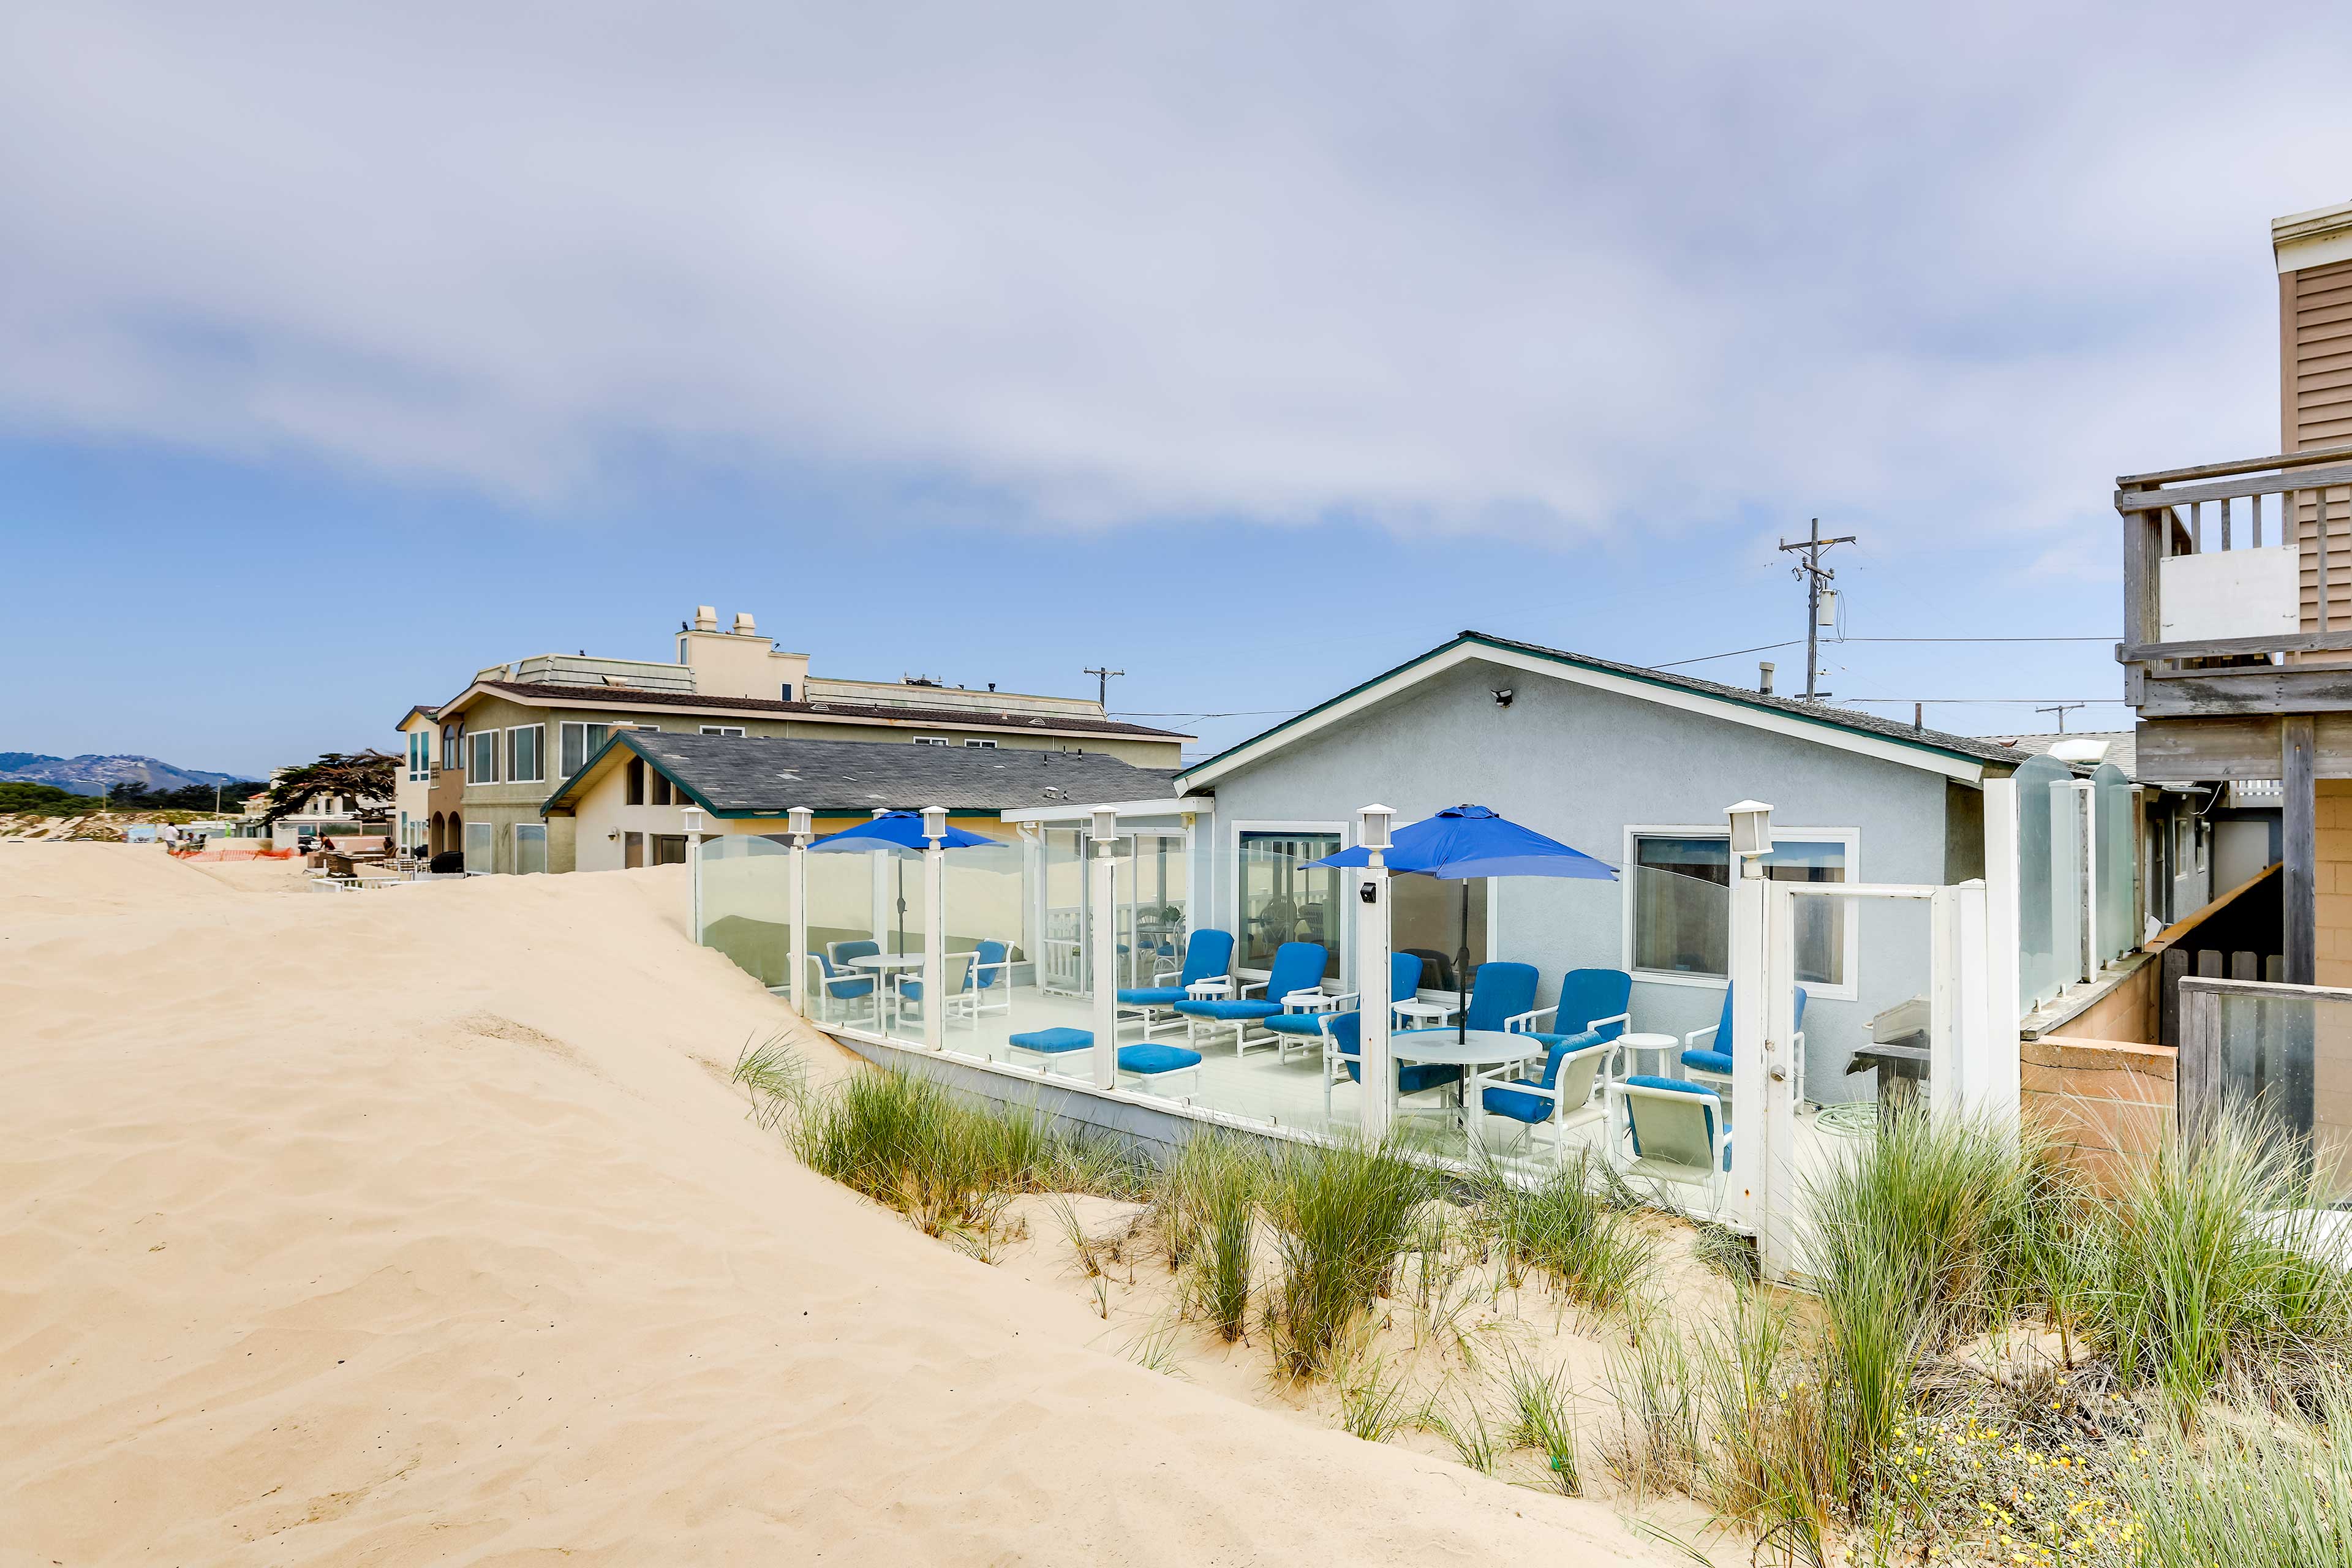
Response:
2118,441,2352,717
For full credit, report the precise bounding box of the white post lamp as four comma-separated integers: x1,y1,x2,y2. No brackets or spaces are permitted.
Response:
1356,804,1396,1140
1088,805,1120,1089
682,805,707,941
1722,797,1779,1275
788,807,813,1014
921,805,948,1052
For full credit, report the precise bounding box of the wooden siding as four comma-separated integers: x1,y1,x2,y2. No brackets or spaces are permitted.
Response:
2288,260,2352,631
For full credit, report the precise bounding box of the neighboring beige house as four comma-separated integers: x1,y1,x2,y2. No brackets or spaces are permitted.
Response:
418,605,1190,875
393,704,439,857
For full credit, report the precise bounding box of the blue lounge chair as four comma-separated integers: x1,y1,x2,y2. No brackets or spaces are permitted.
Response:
1006,1027,1203,1096
1114,929,1235,1039
807,949,878,1027
1317,1008,1473,1120
1510,968,1632,1077
1267,952,1423,1065
1462,960,1541,1036
1679,986,1808,1101
894,940,1014,1028
1605,1075,1730,1213
1470,1026,1611,1164
1172,941,1329,1057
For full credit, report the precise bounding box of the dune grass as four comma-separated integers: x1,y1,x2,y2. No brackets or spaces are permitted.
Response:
1155,1132,1267,1341
2121,1381,2352,1567
1262,1134,1434,1378
728,1033,807,1131
1469,1147,1656,1313
1501,1346,1584,1495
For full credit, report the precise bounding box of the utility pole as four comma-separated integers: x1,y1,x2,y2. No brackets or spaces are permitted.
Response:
1778,518,1857,701
2035,702,2086,734
1082,666,1125,708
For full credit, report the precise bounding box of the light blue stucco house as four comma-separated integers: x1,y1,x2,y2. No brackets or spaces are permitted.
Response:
1167,631,2033,1106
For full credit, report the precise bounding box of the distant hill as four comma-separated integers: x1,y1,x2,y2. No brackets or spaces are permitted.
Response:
0,753,257,797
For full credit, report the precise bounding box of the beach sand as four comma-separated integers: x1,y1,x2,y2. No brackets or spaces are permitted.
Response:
0,845,1699,1564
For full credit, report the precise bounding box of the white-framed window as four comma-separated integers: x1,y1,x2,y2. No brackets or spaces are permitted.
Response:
507,724,546,784
559,721,611,778
962,738,998,748
406,731,428,782
1621,825,1859,1001
467,730,499,785
913,736,951,746
513,822,548,875
1228,821,1350,978
699,725,745,736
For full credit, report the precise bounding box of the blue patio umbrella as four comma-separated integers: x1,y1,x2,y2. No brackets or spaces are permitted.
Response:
809,810,995,956
1311,805,1617,1043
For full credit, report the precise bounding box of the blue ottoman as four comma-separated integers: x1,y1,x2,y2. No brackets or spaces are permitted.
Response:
1009,1027,1095,1072
1117,1042,1204,1096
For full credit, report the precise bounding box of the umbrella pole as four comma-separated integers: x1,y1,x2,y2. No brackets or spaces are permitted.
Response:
1457,878,1468,1045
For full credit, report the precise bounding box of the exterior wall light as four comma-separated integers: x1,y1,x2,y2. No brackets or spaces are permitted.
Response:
1726,800,1774,863
787,806,813,841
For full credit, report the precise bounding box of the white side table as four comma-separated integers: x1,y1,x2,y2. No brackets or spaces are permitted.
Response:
1392,998,1461,1031
1186,978,1234,1001
1615,1031,1678,1079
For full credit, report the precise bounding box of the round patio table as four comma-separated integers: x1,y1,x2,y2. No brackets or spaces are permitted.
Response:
1389,1028,1542,1140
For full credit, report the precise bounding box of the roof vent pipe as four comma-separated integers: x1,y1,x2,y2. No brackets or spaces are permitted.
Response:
1758,662,1776,696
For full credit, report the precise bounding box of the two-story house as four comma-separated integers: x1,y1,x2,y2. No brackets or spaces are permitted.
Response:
415,605,1191,874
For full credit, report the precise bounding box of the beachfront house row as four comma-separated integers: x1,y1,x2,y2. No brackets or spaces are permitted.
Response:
413,604,1191,875
394,704,439,858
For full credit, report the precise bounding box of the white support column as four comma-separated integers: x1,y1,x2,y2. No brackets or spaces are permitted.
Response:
1355,804,1396,1142
788,807,812,1014
1088,807,1119,1090
921,806,948,1054
1724,801,1774,1246
2069,778,2099,982
1762,884,1803,1281
1182,812,1201,940
684,806,706,943
1949,878,2006,1125
1982,776,2022,1087
1929,886,1958,1117
869,807,891,948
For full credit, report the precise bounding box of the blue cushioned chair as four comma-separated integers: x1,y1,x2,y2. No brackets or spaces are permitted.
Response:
1462,960,1541,1035
1114,929,1235,1039
807,949,878,1027
1172,941,1328,1057
1471,1026,1611,1164
1317,1008,1468,1121
1268,952,1424,1065
1679,986,1808,1102
894,940,1014,1028
1606,1074,1730,1213
828,939,881,969
1512,968,1633,1076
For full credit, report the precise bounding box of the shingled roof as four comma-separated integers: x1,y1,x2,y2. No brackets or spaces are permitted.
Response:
543,731,1185,818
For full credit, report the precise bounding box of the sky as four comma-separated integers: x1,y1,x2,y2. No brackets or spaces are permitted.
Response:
5,2,2351,778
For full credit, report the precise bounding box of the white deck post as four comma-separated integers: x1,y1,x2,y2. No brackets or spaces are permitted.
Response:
1948,879,1999,1122
684,806,706,943
788,806,812,1011
1088,807,1119,1089
1762,883,1803,1281
2069,778,2098,982
921,806,948,1053
1981,777,2024,1127
1356,805,1395,1141
1724,801,1774,1251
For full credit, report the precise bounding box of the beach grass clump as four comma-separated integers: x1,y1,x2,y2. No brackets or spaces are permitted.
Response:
1153,1132,1268,1341
2079,1113,2352,1419
1262,1134,1434,1378
789,1065,1145,1247
1501,1346,1584,1494
1333,1342,1414,1443
2120,1379,2352,1567
1692,1292,1842,1563
1604,1298,1705,1494
1471,1148,1656,1313
728,1033,807,1131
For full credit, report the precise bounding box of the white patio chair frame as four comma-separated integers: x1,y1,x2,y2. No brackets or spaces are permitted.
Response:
1682,1018,1804,1107
1604,1079,1731,1216
805,952,882,1031
1270,987,1351,1064
1467,1042,1611,1166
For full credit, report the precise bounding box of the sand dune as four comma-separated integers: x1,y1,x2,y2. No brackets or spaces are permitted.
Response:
0,846,1686,1564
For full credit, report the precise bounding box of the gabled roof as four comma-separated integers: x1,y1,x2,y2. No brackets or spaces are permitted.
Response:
1175,630,2035,790
541,731,1185,818
1985,731,2138,778
438,679,1189,742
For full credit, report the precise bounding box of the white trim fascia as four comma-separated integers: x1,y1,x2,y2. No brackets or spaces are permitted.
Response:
1619,822,1863,1004
440,681,1183,744
1000,796,1212,824
1178,642,1989,790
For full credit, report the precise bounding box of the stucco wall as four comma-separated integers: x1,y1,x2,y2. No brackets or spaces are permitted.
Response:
1190,657,1967,1105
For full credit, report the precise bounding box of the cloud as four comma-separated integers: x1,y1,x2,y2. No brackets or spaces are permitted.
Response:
1,1,2346,540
